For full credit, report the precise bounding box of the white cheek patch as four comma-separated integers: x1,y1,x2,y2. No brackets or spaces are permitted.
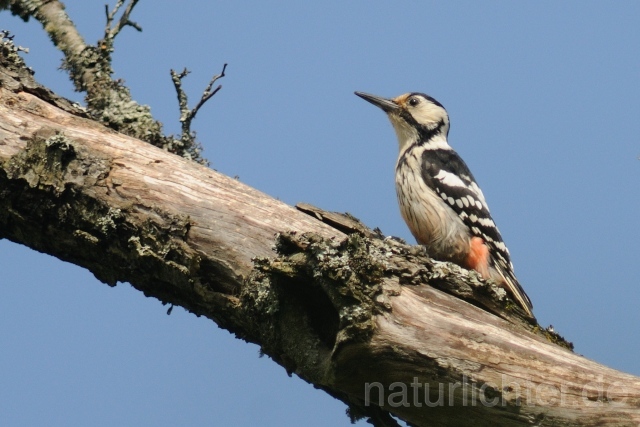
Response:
411,102,447,125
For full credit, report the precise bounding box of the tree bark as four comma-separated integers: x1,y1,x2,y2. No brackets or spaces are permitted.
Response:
2,61,640,427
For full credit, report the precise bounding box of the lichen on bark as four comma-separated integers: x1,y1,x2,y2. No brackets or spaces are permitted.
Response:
0,125,196,296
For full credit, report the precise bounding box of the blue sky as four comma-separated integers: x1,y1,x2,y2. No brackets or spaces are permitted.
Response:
2,1,639,425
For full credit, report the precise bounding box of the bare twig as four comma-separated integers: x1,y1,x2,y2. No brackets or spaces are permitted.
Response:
170,63,227,150
192,63,227,120
104,1,123,30
104,0,141,42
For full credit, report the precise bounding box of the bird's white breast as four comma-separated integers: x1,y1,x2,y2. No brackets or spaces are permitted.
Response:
395,148,470,262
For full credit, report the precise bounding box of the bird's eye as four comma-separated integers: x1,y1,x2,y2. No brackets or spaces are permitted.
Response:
408,97,420,107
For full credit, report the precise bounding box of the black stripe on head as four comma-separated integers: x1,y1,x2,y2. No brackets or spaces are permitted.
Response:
396,106,447,139
409,92,446,110
401,93,449,139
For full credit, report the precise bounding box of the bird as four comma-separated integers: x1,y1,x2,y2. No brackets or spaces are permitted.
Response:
355,91,533,318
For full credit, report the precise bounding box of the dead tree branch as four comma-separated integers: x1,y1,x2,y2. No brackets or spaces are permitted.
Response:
1,40,640,426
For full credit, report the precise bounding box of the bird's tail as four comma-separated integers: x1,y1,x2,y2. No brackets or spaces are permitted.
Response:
492,264,534,319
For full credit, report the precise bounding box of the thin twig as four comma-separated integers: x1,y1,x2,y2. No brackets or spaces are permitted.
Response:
170,63,227,148
104,0,141,41
116,0,142,33
104,0,123,37
191,63,227,121
104,0,122,32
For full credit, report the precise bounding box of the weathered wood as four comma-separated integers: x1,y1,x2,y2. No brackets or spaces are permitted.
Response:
0,87,338,285
2,76,640,426
337,284,640,426
296,201,383,239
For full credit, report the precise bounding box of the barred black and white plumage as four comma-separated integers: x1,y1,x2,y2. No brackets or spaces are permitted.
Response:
355,91,533,318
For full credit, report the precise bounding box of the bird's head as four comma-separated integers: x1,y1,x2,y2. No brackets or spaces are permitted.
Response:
355,91,450,151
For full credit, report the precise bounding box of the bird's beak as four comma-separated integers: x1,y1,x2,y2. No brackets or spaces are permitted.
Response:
355,91,399,113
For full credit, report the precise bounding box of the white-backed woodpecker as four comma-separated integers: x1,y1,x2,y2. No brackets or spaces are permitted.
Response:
355,91,533,318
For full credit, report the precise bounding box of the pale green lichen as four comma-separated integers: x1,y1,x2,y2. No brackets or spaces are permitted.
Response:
96,207,122,235
246,232,389,357
45,133,74,152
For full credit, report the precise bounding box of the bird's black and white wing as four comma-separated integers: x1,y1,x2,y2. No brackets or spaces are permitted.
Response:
419,148,533,311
